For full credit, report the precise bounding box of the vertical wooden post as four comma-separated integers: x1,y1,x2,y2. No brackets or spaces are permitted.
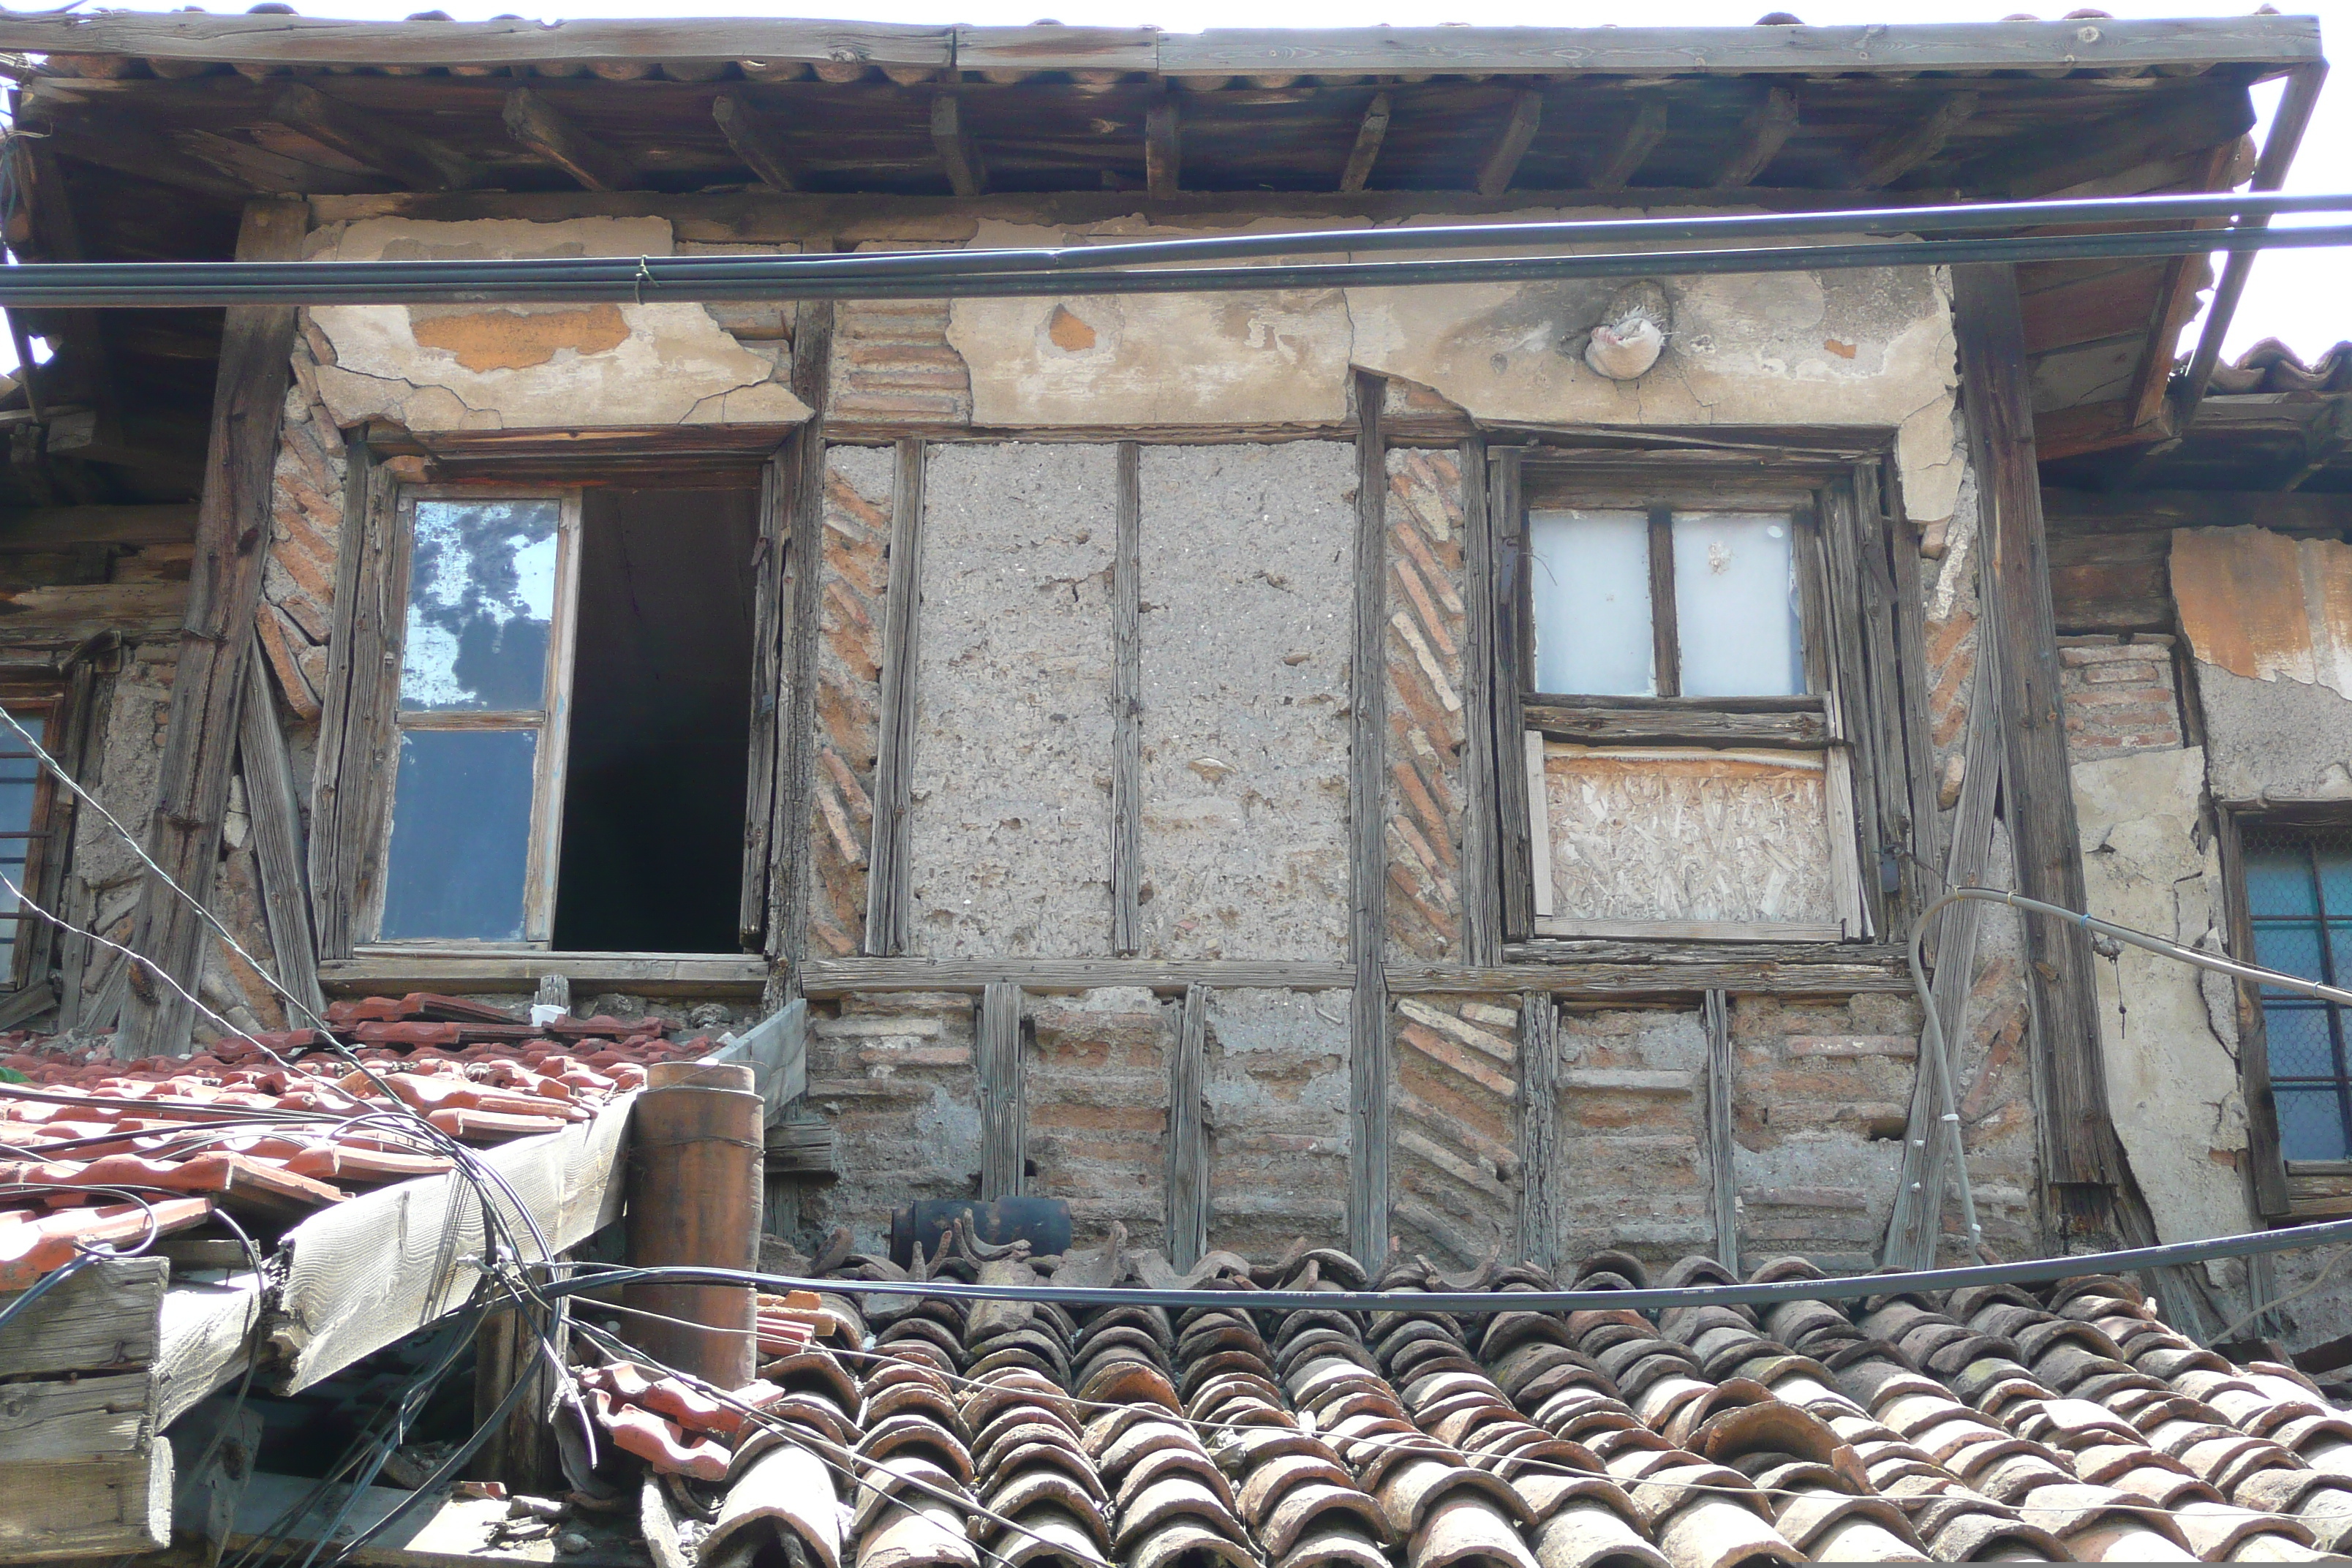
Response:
1165,984,1208,1268
237,655,325,1023
116,198,306,1055
1488,449,1534,940
864,437,925,957
470,1303,557,1490
766,294,835,996
1110,442,1144,957
1347,371,1392,1265
622,1060,763,1389
1514,991,1557,1270
1703,990,1739,1278
1457,436,1501,968
308,435,396,962
977,981,1024,1200
1953,261,2123,1197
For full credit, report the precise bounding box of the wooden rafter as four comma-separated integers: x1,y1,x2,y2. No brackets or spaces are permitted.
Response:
1716,86,1798,189
1855,90,1975,189
501,88,633,192
2279,396,2352,493
930,91,987,198
1474,89,1542,199
1586,98,1666,192
1338,91,1391,194
710,90,799,193
271,82,479,191
1145,94,1180,200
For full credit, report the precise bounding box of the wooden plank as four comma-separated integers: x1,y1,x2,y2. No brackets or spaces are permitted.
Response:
1457,436,1500,969
1953,260,2118,1194
2220,807,2292,1220
2040,489,2352,535
864,437,924,958
796,952,1904,995
116,198,305,1058
768,298,835,992
238,653,325,1024
1145,95,1180,200
1474,90,1543,200
977,981,1023,1202
2122,144,2236,428
1885,485,1945,937
1338,92,1391,195
1490,450,1534,941
26,651,91,1017
2035,396,2174,461
1534,917,1848,943
269,1097,630,1394
468,1305,552,1490
764,1117,837,1175
1521,696,1830,749
805,958,1354,993
1970,80,2253,200
1586,98,1667,192
1110,441,1142,957
271,83,479,192
1815,489,1884,941
320,952,766,995
1347,370,1391,1267
0,1371,151,1461
0,505,195,551
954,25,1158,74
154,1273,264,1429
308,437,393,962
2280,394,2352,494
1525,731,1553,923
0,581,186,646
1856,91,1977,189
930,94,987,199
739,445,791,949
1716,86,1798,189
502,88,633,192
710,91,799,194
0,1447,171,1561
0,1256,163,1376
1165,984,1208,1270
1703,989,1738,1278
1514,991,1557,1270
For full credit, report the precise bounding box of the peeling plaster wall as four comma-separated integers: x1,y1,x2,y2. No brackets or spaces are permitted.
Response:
1204,987,1352,1257
301,217,811,431
2072,745,2251,1249
1136,443,1353,962
907,443,1117,957
2175,526,2352,804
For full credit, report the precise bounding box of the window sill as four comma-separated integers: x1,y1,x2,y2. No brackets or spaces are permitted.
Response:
1523,694,1830,749
322,949,766,998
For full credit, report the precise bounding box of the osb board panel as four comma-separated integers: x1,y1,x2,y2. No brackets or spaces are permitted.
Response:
797,991,980,1250
1136,442,1352,962
908,443,1117,958
1024,988,1172,1249
2173,526,2352,696
1541,746,1835,924
1548,1008,1711,1267
806,445,894,958
1392,993,1518,1267
1203,987,1351,1259
1385,448,1469,962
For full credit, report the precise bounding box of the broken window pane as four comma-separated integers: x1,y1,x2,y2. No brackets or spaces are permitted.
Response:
400,499,561,713
1528,508,1653,697
1673,512,1801,698
0,712,43,976
380,728,538,942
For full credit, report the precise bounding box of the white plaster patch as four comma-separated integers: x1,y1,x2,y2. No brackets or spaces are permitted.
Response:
303,216,810,431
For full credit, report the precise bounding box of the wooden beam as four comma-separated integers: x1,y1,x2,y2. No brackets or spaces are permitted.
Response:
978,981,1024,1201
1475,90,1544,200
1457,436,1500,968
502,88,633,192
1110,441,1142,956
739,442,791,950
1347,369,1391,1267
237,652,325,1025
114,199,304,1058
1716,86,1798,189
930,92,987,199
0,1255,165,1376
2278,393,2352,493
1338,91,1391,195
1165,984,1208,1270
0,1448,170,1560
271,83,478,191
710,90,800,194
1855,91,1976,189
320,951,766,996
469,1304,555,1490
1488,449,1534,941
1703,989,1738,1278
1953,261,2120,1194
0,503,195,551
1586,97,1666,193
863,437,924,957
1514,991,1557,1270
309,439,396,963
1145,94,1180,200
768,295,834,995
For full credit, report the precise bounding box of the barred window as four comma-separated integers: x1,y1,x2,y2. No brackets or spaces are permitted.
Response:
2245,826,2352,1163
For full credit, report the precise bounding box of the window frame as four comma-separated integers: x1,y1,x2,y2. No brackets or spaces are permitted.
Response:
0,681,64,992
361,483,584,951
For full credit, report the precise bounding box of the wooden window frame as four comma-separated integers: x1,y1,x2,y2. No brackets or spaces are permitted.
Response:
1492,448,1921,947
358,483,583,952
0,681,65,992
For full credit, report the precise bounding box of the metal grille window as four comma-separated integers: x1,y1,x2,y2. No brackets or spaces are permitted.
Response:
2245,826,2352,1162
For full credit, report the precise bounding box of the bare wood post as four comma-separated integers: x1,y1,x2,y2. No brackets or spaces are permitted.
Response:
1457,436,1500,968
1488,450,1533,939
622,1060,763,1389
977,981,1024,1201
1514,991,1557,1270
237,654,325,1023
1145,94,1180,199
1953,261,2122,1199
740,445,791,949
502,88,633,191
864,437,924,957
1166,984,1208,1269
116,198,306,1057
309,434,393,962
1703,989,1739,1278
1111,442,1143,956
1338,92,1391,194
1347,371,1392,1265
767,298,835,1000
470,1303,555,1490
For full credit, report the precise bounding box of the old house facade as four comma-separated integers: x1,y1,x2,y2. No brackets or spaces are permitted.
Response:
0,8,2341,1346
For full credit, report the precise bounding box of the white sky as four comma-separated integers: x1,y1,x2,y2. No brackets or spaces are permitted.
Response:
14,1,2349,367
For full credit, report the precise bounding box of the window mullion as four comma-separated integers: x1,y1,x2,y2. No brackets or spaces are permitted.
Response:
1647,507,1678,699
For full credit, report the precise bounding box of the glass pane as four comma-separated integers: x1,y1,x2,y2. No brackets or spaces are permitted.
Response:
0,712,37,975
2246,845,2319,917
2277,1088,2350,1163
2254,921,2326,989
380,728,538,942
1527,509,1653,696
2263,1003,2340,1080
1673,512,1802,698
2321,847,2352,917
401,499,561,713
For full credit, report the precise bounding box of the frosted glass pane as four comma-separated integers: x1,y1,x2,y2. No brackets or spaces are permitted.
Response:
1528,509,1654,696
401,499,561,712
1674,512,1802,698
380,728,537,941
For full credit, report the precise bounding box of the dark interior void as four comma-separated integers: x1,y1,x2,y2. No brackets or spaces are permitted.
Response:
552,487,757,953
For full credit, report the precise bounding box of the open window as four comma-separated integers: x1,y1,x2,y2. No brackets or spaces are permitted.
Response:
1493,451,1910,944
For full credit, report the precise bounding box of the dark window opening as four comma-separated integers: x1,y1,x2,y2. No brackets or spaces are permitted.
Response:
2245,824,2352,1163
551,487,758,954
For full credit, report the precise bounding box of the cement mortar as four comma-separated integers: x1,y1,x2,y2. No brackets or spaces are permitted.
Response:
1137,442,1354,961
2194,660,2352,804
1202,987,1352,1257
908,443,1118,957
